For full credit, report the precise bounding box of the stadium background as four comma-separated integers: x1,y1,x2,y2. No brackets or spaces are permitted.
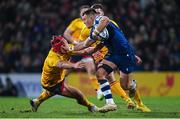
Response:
0,0,180,118
0,0,179,117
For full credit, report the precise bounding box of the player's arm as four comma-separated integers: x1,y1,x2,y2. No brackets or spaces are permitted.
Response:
92,16,110,39
72,16,110,50
95,16,110,33
63,29,78,45
71,43,104,55
63,19,79,45
57,61,84,69
73,37,96,51
74,16,110,50
70,47,94,55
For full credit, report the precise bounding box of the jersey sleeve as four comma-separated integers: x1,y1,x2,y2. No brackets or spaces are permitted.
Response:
67,19,78,31
79,26,90,41
47,55,61,68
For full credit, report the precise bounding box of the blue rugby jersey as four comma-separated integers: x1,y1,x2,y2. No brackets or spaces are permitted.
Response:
90,16,135,55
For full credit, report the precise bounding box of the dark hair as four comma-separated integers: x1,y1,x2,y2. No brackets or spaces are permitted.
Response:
91,3,104,10
79,5,90,11
82,8,97,16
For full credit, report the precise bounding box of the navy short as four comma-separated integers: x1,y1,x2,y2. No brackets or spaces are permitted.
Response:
70,56,83,63
70,55,93,63
105,53,136,74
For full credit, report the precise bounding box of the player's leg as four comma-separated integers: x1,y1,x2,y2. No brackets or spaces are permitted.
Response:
114,52,151,112
61,82,98,112
30,90,55,112
120,71,151,112
82,57,103,100
107,72,135,109
96,59,117,112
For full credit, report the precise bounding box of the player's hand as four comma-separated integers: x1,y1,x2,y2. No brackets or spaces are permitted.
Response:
135,55,142,65
73,61,85,69
72,41,79,45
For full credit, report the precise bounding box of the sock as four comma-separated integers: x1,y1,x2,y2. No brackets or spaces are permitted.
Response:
82,97,94,107
35,90,54,106
134,89,143,106
110,80,129,101
99,79,115,104
89,75,100,92
83,98,95,111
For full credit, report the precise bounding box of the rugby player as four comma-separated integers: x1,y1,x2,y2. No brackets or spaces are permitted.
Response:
63,5,103,99
90,3,151,112
79,4,135,109
74,8,151,112
30,36,100,112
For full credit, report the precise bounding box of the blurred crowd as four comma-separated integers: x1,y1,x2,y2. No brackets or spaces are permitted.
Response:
0,0,179,73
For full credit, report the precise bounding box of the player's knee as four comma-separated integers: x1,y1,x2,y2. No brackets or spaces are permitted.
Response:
106,74,115,83
121,83,128,90
96,68,106,79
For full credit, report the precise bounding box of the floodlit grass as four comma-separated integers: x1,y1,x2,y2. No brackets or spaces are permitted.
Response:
0,96,179,118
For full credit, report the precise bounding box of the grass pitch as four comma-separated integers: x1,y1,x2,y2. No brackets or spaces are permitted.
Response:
0,96,179,118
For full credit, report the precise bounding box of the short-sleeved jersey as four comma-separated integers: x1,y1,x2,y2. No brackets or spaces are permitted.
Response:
90,16,135,55
41,49,71,88
67,18,86,41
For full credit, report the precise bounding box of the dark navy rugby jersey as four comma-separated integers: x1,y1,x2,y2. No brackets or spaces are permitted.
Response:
90,15,135,55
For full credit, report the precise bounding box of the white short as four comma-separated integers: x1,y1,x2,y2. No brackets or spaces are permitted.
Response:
81,57,94,63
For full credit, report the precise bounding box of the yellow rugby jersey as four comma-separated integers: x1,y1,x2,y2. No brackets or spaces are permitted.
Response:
41,49,71,88
79,26,90,42
67,18,86,41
